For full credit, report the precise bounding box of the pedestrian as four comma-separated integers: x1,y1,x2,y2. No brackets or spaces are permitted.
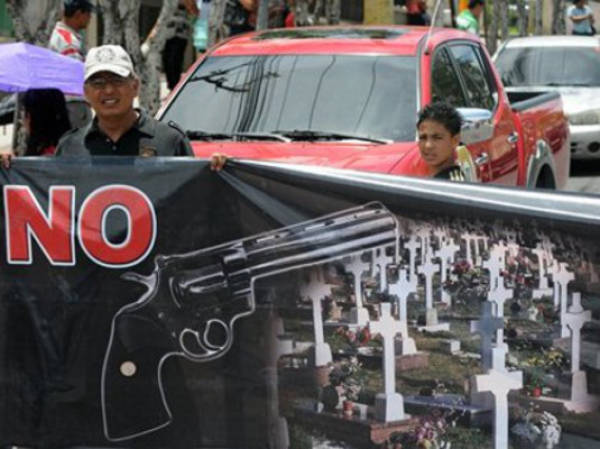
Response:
55,44,194,157
23,89,72,156
416,102,466,180
405,0,428,26
225,0,257,36
193,0,212,54
162,0,199,91
49,0,95,61
456,0,484,35
568,0,595,36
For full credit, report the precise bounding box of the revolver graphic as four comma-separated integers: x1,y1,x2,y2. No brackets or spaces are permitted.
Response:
101,202,399,441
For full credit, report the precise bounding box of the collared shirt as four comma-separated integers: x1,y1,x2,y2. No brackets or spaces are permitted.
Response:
55,109,194,157
456,10,479,35
49,21,86,61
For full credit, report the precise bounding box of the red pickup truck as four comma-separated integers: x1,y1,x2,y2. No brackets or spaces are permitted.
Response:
159,27,569,188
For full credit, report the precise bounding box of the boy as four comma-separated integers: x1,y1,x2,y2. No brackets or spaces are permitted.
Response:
416,102,465,180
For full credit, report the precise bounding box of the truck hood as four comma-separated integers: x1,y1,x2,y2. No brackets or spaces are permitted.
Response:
190,141,418,174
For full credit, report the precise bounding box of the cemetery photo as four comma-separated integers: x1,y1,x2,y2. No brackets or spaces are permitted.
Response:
262,209,600,449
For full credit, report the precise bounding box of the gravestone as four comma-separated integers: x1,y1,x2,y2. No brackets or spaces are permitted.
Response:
553,262,575,338
470,302,504,371
388,268,417,355
484,244,507,291
563,293,599,412
404,236,420,284
301,269,334,367
417,227,431,265
462,234,477,267
369,303,406,422
435,238,460,306
488,280,513,351
345,254,371,326
473,370,523,449
532,244,553,299
373,246,396,292
417,255,449,332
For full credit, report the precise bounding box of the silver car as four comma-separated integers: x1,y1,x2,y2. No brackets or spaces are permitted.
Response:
494,35,600,159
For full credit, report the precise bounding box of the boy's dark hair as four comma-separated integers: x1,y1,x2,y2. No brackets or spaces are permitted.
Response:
64,0,94,17
468,0,484,9
417,102,463,136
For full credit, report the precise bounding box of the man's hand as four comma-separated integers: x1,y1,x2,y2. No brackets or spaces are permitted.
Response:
0,152,13,169
210,153,229,171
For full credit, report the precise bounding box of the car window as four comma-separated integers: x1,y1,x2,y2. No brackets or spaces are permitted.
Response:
495,46,600,87
161,54,418,142
449,45,495,110
431,48,467,108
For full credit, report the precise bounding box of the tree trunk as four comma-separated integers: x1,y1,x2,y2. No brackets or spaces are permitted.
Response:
256,0,269,29
499,0,509,41
535,0,543,34
516,0,528,36
6,0,61,46
295,0,312,26
325,0,341,25
208,0,228,46
486,1,499,54
99,0,179,116
552,0,565,34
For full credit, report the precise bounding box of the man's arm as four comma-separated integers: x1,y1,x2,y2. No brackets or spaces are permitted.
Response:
569,8,593,23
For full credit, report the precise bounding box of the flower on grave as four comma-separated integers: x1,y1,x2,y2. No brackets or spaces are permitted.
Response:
330,356,364,402
511,409,561,449
452,260,471,275
357,326,371,345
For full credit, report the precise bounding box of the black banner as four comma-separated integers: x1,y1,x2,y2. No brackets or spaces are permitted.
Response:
1,158,599,449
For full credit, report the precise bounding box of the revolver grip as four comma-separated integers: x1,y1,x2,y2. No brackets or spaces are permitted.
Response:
101,309,177,441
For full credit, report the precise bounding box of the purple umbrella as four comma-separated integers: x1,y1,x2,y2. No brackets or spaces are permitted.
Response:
0,42,84,96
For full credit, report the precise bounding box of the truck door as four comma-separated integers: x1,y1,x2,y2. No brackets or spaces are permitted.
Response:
447,43,519,185
430,45,491,182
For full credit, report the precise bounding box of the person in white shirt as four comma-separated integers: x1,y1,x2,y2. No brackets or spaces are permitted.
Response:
48,0,95,61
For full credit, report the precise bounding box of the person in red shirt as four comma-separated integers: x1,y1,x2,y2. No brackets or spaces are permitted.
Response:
406,0,428,26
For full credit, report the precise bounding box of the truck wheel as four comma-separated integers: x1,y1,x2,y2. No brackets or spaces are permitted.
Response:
535,166,556,190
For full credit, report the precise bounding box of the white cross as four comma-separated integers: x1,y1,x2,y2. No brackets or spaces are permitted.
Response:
553,262,575,338
488,277,513,347
372,246,396,292
417,227,432,264
435,238,460,306
369,303,405,422
433,228,448,247
484,244,507,291
388,268,417,340
564,292,591,373
418,254,440,310
473,370,523,449
462,234,478,266
404,236,420,284
300,269,333,367
532,245,551,294
471,301,504,371
344,254,371,326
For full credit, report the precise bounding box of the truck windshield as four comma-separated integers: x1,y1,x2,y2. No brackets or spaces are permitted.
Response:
496,46,600,87
161,54,418,142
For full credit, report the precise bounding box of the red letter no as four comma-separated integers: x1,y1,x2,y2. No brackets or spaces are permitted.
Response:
5,186,75,265
79,185,156,268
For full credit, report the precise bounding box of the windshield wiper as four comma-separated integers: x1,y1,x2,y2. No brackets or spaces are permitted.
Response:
272,129,390,144
186,130,291,142
232,132,291,142
186,130,233,140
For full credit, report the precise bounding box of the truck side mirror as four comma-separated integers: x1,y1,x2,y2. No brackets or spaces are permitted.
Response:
457,108,494,145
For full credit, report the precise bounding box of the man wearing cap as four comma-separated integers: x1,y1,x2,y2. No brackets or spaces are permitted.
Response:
49,0,95,61
55,45,194,157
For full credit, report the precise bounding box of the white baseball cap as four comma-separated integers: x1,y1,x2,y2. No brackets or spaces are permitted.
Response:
84,45,136,81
